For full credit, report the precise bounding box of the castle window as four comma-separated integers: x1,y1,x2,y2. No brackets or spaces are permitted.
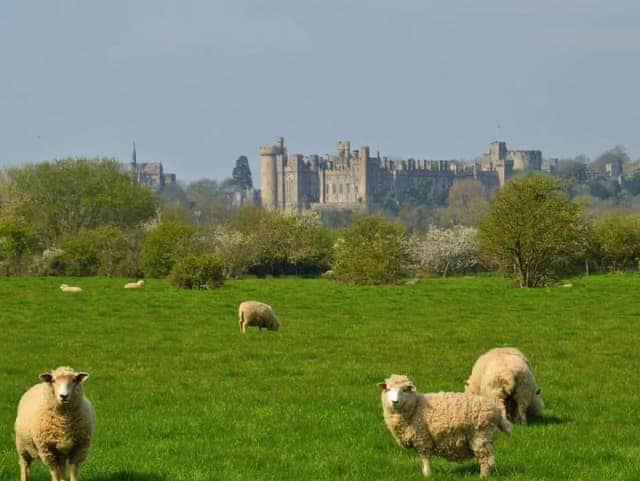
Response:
339,184,343,194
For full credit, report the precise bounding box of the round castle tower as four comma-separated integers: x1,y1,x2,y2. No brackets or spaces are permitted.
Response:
260,145,278,209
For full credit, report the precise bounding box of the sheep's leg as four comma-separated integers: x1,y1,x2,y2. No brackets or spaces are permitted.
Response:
420,455,432,477
70,462,81,481
471,437,495,478
513,389,531,424
47,463,65,481
19,455,31,481
69,444,89,481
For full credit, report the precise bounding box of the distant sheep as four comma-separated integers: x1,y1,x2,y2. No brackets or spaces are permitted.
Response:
15,366,96,481
124,280,144,289
238,301,281,333
379,374,511,477
465,347,544,424
59,284,82,293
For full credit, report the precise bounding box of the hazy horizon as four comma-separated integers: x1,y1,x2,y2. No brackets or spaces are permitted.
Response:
2,1,639,182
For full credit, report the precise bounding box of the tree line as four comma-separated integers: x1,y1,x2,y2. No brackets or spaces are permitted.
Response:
1,157,639,288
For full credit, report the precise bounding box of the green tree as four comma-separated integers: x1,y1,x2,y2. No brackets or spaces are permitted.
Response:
140,221,203,277
332,215,410,285
6,158,157,243
0,220,40,275
591,214,640,271
439,178,488,226
57,226,141,277
232,156,253,190
478,175,586,287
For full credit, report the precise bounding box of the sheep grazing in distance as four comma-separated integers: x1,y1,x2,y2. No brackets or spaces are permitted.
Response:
15,366,96,481
465,347,544,424
379,375,511,477
59,284,82,293
124,280,144,289
238,301,281,333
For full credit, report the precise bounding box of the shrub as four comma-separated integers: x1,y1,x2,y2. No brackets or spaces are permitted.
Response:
55,226,141,277
140,221,203,277
590,214,640,271
169,254,224,290
332,215,410,285
410,226,479,276
0,220,40,275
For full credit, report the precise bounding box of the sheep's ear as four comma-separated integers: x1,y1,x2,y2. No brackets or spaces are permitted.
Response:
536,388,541,395
40,373,53,383
464,380,469,387
377,382,387,391
75,372,89,383
406,384,416,392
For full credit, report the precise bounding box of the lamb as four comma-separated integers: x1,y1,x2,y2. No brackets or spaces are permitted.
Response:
464,347,544,424
15,367,96,481
124,280,144,289
379,374,511,477
59,284,82,293
238,300,281,333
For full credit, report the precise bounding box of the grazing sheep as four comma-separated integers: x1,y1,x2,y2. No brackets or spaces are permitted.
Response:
238,301,281,333
464,347,544,424
124,280,144,289
379,374,511,477
15,367,96,481
59,284,82,293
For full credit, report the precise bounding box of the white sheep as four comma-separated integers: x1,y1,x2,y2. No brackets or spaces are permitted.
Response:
238,301,281,333
124,280,144,289
59,284,82,293
15,367,96,481
464,347,544,424
379,374,511,477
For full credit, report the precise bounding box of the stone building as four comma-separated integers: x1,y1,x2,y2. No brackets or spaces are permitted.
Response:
260,137,543,211
120,142,176,191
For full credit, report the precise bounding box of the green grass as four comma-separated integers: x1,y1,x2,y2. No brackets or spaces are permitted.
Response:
0,275,638,480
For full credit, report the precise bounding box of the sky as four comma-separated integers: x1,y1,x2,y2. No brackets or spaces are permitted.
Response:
1,0,639,182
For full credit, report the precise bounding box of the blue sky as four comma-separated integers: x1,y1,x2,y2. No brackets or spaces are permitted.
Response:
1,1,639,181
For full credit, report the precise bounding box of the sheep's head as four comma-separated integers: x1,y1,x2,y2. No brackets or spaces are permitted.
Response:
59,284,68,290
40,366,88,406
137,280,145,286
378,374,416,411
530,387,545,415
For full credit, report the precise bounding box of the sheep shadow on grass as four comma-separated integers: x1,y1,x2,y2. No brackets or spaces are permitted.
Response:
89,472,166,481
526,414,570,426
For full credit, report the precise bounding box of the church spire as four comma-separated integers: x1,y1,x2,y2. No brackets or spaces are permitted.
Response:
132,141,137,165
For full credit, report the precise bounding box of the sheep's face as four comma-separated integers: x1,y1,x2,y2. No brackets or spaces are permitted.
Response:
530,388,545,414
40,367,88,406
378,374,416,411
463,379,470,394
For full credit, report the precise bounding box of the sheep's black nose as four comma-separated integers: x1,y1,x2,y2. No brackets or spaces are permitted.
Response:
60,394,69,401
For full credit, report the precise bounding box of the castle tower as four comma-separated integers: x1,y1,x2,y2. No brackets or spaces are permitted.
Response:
490,141,507,163
358,146,370,202
260,145,278,210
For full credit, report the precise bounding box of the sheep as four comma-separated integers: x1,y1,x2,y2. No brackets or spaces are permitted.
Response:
379,374,511,477
15,367,96,481
59,284,82,293
238,300,281,333
464,347,544,424
124,280,144,289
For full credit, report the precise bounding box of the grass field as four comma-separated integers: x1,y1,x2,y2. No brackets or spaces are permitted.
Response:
0,275,638,480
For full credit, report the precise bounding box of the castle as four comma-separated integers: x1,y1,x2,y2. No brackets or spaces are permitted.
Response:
259,137,544,211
